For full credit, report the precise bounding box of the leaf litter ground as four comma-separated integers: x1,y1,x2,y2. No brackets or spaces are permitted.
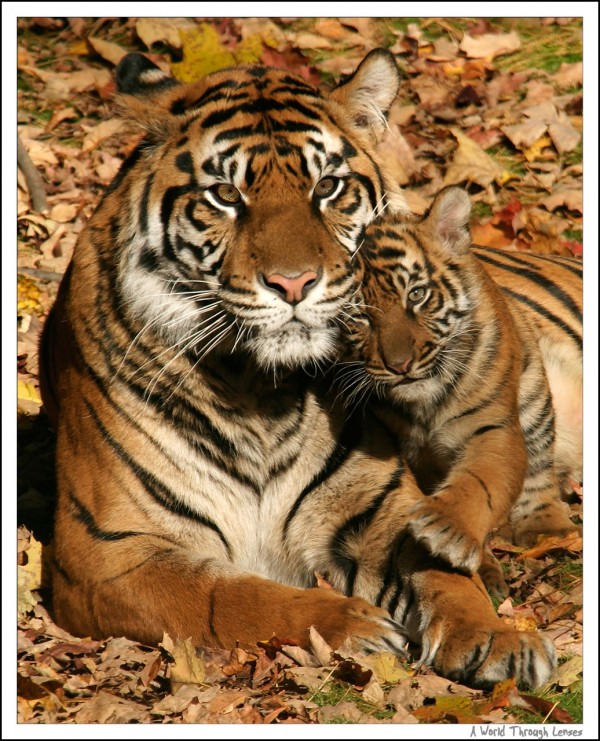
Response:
16,16,584,726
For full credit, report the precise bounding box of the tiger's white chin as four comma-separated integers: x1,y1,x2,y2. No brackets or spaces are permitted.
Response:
247,325,339,370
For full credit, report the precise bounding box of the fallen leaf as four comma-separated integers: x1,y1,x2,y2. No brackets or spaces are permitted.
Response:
363,651,412,684
309,626,333,667
542,186,582,214
520,693,574,723
552,655,583,688
517,531,583,560
293,32,335,51
552,61,583,89
168,636,206,687
360,675,384,705
87,36,128,66
135,17,196,49
81,119,124,153
460,32,521,60
445,128,505,188
74,690,150,723
314,18,350,41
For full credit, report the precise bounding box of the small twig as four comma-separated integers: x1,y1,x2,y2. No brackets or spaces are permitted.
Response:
17,134,49,214
18,267,64,282
541,700,559,723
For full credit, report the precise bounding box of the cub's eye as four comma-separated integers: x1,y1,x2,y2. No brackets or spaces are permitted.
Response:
314,176,339,199
408,287,427,304
210,183,242,205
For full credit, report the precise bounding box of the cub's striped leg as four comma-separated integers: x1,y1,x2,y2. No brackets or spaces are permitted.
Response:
404,418,529,575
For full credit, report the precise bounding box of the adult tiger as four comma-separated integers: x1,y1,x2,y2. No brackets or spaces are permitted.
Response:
39,54,555,689
341,187,581,579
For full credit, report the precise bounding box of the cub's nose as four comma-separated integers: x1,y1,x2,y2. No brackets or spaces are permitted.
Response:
262,271,320,304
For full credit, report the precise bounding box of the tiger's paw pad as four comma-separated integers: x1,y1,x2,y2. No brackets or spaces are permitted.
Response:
406,500,483,573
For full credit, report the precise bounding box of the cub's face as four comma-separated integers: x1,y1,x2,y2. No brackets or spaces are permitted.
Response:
107,53,404,371
343,189,478,404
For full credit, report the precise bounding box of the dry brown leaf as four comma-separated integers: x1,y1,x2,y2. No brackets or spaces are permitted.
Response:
553,61,583,89
376,126,420,186
74,691,150,723
314,18,349,41
81,119,124,153
44,107,78,134
444,129,505,188
49,204,78,224
388,674,479,711
135,17,196,49
339,18,377,40
517,531,583,560
460,32,521,60
87,36,128,66
168,636,206,687
542,186,583,214
309,626,334,666
40,224,67,258
293,32,335,51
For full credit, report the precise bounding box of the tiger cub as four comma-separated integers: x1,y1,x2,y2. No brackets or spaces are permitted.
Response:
38,54,556,689
344,187,579,576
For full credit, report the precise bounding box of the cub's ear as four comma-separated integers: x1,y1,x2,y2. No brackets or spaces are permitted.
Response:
116,53,179,95
330,48,401,143
424,187,472,255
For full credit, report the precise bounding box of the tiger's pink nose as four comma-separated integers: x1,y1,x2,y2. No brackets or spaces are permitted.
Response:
263,271,319,304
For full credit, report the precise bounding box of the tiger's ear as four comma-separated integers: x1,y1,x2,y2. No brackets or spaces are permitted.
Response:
330,48,401,143
424,187,472,256
114,53,182,137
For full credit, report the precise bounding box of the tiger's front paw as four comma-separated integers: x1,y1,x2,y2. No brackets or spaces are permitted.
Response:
406,498,483,574
420,618,556,690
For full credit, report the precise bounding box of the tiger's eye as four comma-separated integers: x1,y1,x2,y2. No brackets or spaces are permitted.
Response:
314,177,338,198
212,184,242,204
408,287,427,303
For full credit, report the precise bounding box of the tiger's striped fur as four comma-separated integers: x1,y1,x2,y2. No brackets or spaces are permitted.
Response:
39,56,555,689
343,187,580,576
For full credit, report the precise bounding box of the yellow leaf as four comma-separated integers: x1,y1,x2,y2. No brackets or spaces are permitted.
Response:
17,275,41,313
169,636,206,686
172,25,236,82
235,34,265,65
17,534,44,616
367,651,412,684
17,380,42,406
523,134,553,162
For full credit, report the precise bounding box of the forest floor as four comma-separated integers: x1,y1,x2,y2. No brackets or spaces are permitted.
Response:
15,15,586,729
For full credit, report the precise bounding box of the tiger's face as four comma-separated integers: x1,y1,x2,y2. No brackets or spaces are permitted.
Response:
344,188,479,404
109,52,405,371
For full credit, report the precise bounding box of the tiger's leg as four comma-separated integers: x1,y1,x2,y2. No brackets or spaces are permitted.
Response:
52,523,408,655
394,537,556,689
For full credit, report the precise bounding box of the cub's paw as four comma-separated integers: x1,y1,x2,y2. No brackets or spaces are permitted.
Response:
406,499,483,573
512,507,581,548
420,619,556,689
